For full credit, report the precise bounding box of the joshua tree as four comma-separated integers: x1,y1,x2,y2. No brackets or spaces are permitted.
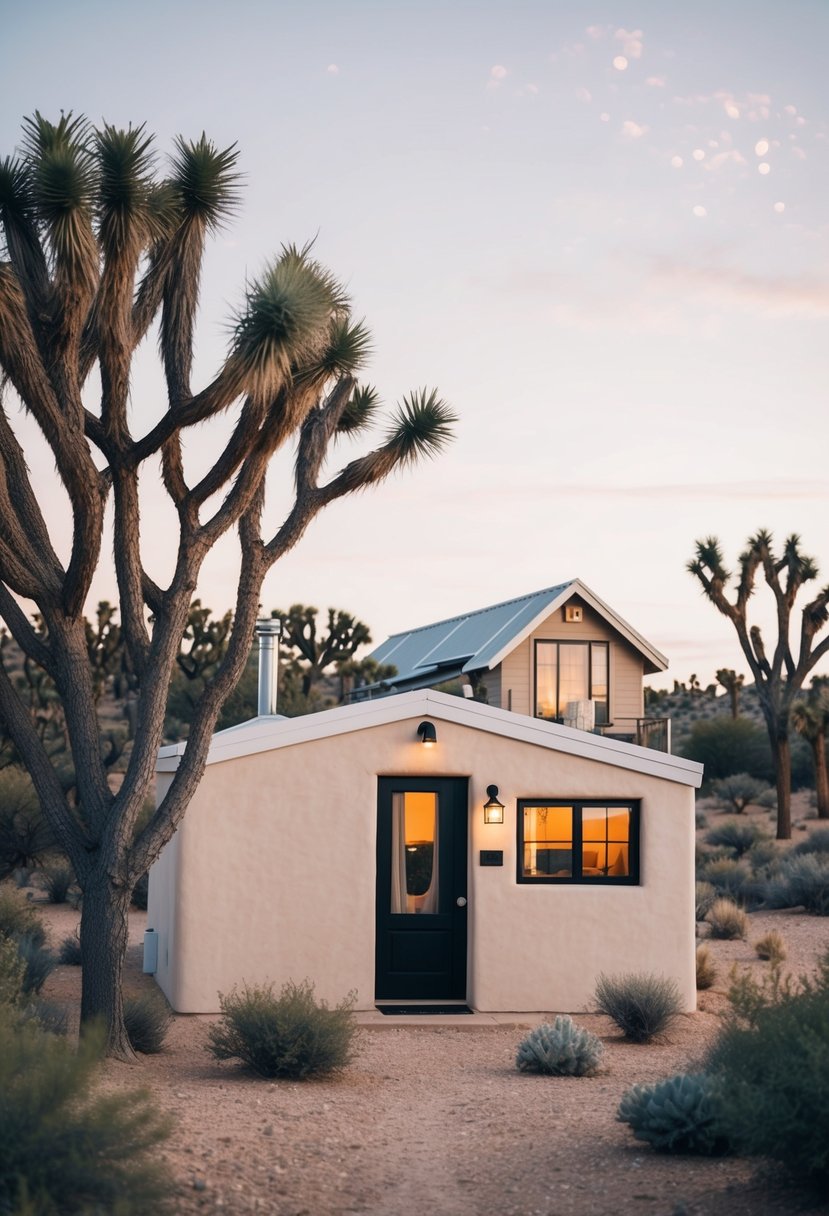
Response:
0,113,455,1057
688,531,829,839
716,668,745,720
276,604,372,699
791,678,829,820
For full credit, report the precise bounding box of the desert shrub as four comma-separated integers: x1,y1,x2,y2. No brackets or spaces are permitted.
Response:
515,1016,603,1077
746,839,777,871
38,862,76,904
710,773,771,814
706,898,748,940
0,934,25,1006
58,931,82,966
696,945,717,990
700,857,751,902
0,767,53,878
15,933,56,996
695,881,717,921
754,931,786,963
0,888,46,948
792,827,829,857
681,720,772,783
131,871,149,910
707,956,829,1184
617,1073,730,1155
13,866,32,888
124,991,172,1054
705,819,766,857
594,972,683,1043
20,998,69,1036
695,809,707,829
207,979,357,1079
755,788,778,810
0,1006,172,1213
764,853,829,915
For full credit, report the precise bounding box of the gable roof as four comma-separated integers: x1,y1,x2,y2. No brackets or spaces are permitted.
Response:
156,689,702,787
360,579,668,696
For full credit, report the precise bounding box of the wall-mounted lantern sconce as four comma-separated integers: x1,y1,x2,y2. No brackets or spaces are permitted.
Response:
483,785,505,824
417,720,437,747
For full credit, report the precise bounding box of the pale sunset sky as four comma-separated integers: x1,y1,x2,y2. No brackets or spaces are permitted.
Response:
2,0,827,688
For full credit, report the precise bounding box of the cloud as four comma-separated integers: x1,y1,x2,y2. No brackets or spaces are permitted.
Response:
646,75,667,87
326,63,339,75
621,119,648,140
575,86,592,103
649,260,829,319
614,27,644,58
705,149,747,170
585,24,606,39
487,64,507,89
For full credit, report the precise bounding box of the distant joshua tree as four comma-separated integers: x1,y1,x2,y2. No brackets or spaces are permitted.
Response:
791,678,829,820
716,668,745,720
688,530,829,839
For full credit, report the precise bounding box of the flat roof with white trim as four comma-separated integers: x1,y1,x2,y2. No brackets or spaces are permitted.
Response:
157,689,702,788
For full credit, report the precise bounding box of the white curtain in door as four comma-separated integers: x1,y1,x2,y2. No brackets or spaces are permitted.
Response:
390,793,440,914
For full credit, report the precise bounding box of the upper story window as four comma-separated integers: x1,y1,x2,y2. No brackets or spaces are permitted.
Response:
535,640,609,725
518,800,639,884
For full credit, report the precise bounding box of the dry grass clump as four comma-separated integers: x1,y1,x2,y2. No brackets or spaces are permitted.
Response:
696,945,717,990
706,898,748,940
594,972,683,1043
754,930,787,963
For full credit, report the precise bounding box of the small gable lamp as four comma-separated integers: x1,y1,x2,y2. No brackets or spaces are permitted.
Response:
417,720,437,747
483,785,505,824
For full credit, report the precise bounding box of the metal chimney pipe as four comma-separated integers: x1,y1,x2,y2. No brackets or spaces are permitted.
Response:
255,618,282,716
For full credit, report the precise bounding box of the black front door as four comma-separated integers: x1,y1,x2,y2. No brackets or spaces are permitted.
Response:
375,776,468,1001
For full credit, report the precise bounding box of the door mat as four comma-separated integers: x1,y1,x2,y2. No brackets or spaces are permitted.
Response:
377,1005,474,1015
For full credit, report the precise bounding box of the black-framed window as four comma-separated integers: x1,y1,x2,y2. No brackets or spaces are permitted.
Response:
535,641,609,725
517,800,639,884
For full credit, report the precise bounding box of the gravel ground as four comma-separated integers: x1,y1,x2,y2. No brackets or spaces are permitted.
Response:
30,804,829,1216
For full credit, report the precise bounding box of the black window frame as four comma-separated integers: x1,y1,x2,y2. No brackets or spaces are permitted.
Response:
517,798,640,885
533,640,610,724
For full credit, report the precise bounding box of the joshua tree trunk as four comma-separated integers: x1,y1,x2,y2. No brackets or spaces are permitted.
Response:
772,735,792,840
80,878,135,1060
812,734,829,820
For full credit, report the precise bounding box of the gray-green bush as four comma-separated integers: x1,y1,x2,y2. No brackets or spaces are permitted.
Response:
710,773,770,813
705,819,766,858
207,979,357,1079
58,931,82,966
38,862,76,905
0,1006,172,1213
124,991,172,1054
0,767,53,878
617,1073,730,1155
707,955,829,1184
0,888,45,948
515,1016,603,1077
15,932,57,996
594,972,683,1043
764,853,829,915
700,857,750,902
792,827,829,857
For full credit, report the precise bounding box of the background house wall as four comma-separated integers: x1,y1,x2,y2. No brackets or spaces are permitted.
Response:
148,711,696,1015
495,599,645,725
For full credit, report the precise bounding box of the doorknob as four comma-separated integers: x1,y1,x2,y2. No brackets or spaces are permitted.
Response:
456,896,467,907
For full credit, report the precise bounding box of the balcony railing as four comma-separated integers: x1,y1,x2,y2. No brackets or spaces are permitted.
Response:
597,718,672,753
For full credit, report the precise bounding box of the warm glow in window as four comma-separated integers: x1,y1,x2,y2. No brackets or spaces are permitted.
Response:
391,792,439,913
519,801,636,882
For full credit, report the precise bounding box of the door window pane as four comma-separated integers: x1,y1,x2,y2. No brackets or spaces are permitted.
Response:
391,792,439,913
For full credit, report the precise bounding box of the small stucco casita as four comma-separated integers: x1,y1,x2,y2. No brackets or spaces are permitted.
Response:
147,689,702,1015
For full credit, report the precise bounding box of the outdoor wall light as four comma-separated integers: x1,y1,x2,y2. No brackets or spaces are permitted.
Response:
483,785,505,824
417,720,437,747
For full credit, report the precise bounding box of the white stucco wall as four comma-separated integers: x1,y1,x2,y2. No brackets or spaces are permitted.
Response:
148,708,697,1015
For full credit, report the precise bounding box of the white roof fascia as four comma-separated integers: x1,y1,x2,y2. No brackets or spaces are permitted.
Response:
156,689,701,788
475,578,668,674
